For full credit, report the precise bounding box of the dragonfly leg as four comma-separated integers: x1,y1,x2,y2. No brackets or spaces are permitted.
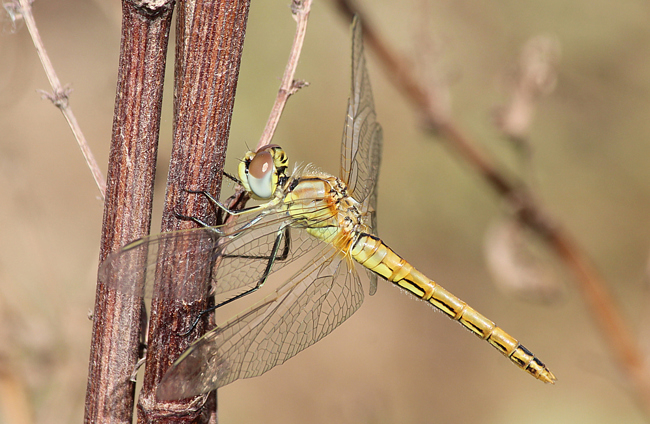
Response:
179,226,290,336
174,211,212,228
222,225,291,262
175,187,265,229
184,188,266,216
223,171,239,183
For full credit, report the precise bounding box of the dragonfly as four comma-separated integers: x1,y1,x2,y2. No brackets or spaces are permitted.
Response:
101,16,555,401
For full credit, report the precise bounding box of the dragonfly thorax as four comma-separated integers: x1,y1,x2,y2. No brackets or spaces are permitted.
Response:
283,174,368,255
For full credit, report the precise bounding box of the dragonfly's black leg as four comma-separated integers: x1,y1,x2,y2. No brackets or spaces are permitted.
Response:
173,188,224,228
175,187,243,231
223,171,239,183
222,225,291,262
184,188,264,216
183,188,221,212
180,226,290,336
174,212,212,229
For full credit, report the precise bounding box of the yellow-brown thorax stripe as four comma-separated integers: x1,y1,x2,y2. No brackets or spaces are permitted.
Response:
283,176,359,251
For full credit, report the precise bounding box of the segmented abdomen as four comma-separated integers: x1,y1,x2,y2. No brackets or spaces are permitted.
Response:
350,233,556,384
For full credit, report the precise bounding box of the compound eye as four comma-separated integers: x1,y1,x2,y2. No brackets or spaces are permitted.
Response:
247,150,275,199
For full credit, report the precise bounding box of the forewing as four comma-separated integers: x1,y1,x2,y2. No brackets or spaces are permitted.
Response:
157,241,365,399
339,16,383,224
99,197,336,305
99,228,217,305
210,205,329,297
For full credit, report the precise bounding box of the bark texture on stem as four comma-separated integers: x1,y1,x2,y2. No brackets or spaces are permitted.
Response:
85,1,174,422
136,0,251,422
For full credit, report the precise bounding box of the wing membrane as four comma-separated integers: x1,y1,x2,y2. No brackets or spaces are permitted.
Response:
100,187,366,398
100,195,335,306
157,239,364,399
340,17,383,218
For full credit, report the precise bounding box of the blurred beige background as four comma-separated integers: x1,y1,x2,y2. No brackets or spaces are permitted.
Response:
2,0,650,423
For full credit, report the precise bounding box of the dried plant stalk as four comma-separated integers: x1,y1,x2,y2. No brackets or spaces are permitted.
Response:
85,0,174,422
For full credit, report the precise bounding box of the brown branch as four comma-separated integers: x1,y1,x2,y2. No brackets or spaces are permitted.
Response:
331,0,650,416
256,0,313,151
15,0,106,200
137,0,250,421
84,0,174,422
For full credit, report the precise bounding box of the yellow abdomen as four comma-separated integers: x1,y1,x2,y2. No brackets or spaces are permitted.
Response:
350,233,556,384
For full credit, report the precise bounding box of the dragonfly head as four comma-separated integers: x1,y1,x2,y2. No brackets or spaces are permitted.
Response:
239,144,289,200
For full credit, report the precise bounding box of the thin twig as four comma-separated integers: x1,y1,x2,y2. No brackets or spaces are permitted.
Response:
331,0,650,416
227,0,313,218
256,0,313,151
16,0,106,200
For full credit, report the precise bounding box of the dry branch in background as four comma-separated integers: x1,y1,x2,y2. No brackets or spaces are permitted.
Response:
256,0,313,151
331,0,650,418
226,0,314,217
486,35,562,304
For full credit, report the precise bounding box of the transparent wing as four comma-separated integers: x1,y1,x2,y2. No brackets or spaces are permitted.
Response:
339,16,383,295
340,16,383,222
99,190,365,399
157,242,364,400
99,194,336,310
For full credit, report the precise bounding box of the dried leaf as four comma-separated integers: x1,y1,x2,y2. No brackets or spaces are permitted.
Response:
484,218,563,303
495,34,561,143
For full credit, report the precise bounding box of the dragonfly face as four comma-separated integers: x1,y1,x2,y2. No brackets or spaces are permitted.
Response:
101,15,554,402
